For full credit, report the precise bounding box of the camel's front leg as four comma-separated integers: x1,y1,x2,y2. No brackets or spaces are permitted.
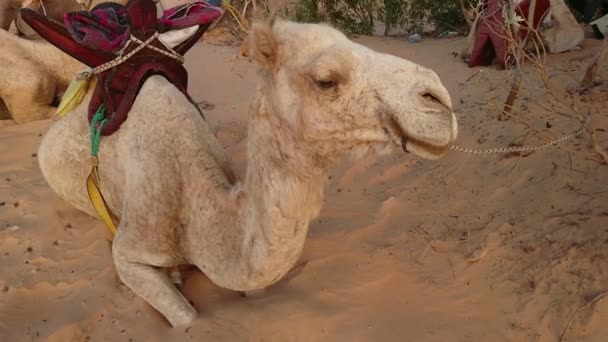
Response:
112,237,197,327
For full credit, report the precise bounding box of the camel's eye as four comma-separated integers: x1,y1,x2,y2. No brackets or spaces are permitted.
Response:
315,79,337,90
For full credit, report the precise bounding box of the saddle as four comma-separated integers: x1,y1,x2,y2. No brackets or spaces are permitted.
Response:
19,0,222,235
20,0,222,135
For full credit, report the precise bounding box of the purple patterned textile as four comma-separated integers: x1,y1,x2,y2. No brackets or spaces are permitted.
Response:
158,2,223,32
64,6,130,53
63,1,222,54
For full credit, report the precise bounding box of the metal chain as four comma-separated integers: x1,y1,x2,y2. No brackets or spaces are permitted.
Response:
449,118,588,155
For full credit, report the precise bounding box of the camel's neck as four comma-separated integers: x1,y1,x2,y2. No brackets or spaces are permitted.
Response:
241,104,328,285
198,91,328,290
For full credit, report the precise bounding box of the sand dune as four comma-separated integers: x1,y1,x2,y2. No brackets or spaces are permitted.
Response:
1,34,608,341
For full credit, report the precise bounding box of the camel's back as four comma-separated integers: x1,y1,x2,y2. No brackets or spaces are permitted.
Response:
121,76,235,181
37,75,235,219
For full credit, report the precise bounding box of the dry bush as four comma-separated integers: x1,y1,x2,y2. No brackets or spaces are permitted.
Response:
477,0,608,164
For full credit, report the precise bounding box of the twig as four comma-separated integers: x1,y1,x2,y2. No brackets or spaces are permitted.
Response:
447,256,456,280
545,210,590,218
459,0,474,27
497,3,607,165
559,291,608,342
580,40,608,92
413,223,434,243
589,130,608,164
465,70,482,82
502,0,537,114
503,79,521,118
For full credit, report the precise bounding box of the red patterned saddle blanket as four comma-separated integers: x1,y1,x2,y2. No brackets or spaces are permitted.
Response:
20,0,222,135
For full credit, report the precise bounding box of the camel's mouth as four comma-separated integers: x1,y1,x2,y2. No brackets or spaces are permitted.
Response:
384,115,452,160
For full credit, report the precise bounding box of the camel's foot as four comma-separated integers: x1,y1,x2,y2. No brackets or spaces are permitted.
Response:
168,304,198,327
113,252,198,327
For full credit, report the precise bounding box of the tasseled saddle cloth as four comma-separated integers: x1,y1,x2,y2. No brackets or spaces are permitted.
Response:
19,0,222,234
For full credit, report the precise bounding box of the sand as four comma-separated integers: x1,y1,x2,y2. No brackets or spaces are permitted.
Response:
1,32,608,342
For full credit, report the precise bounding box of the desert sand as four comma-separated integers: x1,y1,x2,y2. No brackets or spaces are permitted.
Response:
1,32,608,341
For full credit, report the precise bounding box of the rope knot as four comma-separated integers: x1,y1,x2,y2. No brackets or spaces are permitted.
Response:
77,31,184,81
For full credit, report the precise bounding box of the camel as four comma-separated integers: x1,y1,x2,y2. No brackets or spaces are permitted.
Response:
36,19,458,327
0,28,85,123
1,0,126,38
0,0,84,34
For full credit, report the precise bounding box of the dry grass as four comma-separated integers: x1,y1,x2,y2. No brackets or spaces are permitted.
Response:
205,0,275,44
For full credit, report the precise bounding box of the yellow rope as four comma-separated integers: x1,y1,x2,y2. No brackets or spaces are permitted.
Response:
87,160,118,235
87,106,118,236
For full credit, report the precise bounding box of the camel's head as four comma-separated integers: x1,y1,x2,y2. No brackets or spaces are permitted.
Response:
244,19,458,161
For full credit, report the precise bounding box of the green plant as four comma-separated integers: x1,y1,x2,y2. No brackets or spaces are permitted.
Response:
383,0,406,35
286,0,478,36
291,0,322,23
328,0,378,34
403,0,477,34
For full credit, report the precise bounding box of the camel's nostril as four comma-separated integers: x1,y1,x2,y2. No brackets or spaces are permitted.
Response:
421,91,450,111
422,93,442,105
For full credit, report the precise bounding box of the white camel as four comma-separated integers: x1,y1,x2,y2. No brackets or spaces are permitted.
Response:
37,19,458,327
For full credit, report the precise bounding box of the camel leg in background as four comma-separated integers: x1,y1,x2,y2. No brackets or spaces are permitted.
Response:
2,74,57,123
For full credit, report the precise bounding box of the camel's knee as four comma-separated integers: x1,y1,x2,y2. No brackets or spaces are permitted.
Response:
111,238,147,285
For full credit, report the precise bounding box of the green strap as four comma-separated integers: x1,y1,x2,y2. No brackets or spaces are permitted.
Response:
90,105,108,158
86,104,118,236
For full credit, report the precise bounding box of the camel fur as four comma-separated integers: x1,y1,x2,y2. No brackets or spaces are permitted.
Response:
37,19,458,327
0,28,85,123
0,0,25,32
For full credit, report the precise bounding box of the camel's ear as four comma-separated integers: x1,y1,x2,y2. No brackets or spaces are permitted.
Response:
249,21,278,69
